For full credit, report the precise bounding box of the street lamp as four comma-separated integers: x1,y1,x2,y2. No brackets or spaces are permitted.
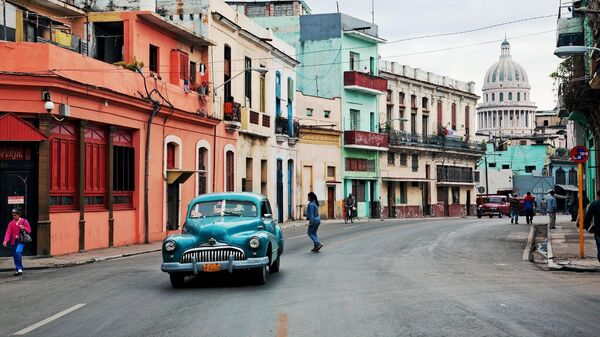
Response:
213,68,269,91
554,45,600,59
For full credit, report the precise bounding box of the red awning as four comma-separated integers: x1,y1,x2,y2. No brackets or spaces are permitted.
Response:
0,113,48,141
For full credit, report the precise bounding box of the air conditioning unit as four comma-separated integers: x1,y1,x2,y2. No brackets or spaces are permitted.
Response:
59,104,70,117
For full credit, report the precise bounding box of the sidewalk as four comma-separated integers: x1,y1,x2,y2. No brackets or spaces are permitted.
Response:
548,214,600,272
0,216,465,272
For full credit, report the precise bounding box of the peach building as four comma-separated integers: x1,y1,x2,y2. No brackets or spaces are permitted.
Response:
0,3,236,256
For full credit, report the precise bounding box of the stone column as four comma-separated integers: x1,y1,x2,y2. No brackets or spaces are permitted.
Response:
37,115,51,256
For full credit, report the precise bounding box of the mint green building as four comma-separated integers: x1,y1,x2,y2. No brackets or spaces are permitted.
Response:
227,1,389,218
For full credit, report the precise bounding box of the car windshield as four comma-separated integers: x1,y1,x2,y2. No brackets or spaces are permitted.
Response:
189,200,258,218
487,197,505,203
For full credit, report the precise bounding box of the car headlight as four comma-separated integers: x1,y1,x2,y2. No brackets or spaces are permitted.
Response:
249,237,260,250
164,240,176,252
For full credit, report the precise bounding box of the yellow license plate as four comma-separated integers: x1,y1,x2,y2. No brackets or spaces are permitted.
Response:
203,263,221,272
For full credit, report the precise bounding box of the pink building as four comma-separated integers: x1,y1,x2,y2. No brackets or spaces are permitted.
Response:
0,6,237,256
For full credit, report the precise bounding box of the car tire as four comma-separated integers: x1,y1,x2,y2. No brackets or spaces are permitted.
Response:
269,255,280,273
489,215,493,218
477,214,482,218
498,212,503,218
169,273,185,288
253,266,267,285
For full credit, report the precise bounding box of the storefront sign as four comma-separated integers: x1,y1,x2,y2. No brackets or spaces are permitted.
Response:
0,146,24,160
7,196,24,204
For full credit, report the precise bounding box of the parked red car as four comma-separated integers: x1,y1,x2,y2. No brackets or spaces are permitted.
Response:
476,195,509,218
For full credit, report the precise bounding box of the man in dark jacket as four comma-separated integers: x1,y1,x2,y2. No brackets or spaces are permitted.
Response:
583,191,600,263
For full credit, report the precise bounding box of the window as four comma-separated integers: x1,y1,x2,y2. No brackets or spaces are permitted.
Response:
492,93,495,101
261,160,268,196
224,45,232,100
370,56,375,75
556,168,566,185
178,51,189,81
451,103,457,130
197,147,208,195
411,113,417,134
524,93,527,101
167,142,176,169
346,158,376,172
465,106,470,132
436,101,443,134
149,44,159,73
411,154,418,172
485,94,488,102
399,92,405,106
244,57,252,107
400,154,407,166
259,64,266,112
370,112,376,132
474,171,480,183
502,164,510,169
488,162,496,168
49,122,77,210
517,92,521,101
422,97,429,110
351,180,366,202
543,120,549,127
452,187,460,204
568,169,577,186
525,165,536,173
411,95,417,108
113,129,134,208
324,110,331,118
306,108,313,117
349,52,359,71
387,152,395,165
508,92,513,101
350,109,360,130
243,158,253,192
327,166,336,180
226,150,235,192
84,125,107,208
190,61,197,85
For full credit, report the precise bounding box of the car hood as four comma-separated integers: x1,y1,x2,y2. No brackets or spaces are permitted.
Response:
187,217,261,244
480,203,501,208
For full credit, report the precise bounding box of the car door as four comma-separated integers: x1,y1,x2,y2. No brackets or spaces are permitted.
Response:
260,200,279,253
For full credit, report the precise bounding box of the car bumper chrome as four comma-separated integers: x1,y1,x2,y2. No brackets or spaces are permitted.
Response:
161,257,269,274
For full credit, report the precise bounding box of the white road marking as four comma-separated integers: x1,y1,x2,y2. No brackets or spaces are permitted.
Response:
523,226,535,261
14,303,86,335
287,235,305,240
344,226,358,230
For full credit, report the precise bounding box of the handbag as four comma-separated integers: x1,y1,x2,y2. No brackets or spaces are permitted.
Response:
17,219,32,244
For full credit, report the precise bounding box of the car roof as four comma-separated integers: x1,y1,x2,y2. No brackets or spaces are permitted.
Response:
191,192,266,204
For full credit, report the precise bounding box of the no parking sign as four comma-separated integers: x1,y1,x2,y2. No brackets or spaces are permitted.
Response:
570,146,590,163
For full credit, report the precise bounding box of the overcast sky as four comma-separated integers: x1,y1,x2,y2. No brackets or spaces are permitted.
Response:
305,0,561,110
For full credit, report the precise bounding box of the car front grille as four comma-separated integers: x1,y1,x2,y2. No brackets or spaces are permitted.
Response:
180,247,246,263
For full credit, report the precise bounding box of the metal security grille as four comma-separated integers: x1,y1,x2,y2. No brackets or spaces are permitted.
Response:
180,248,246,263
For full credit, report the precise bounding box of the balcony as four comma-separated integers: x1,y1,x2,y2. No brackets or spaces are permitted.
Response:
386,130,485,153
437,166,475,185
344,130,388,151
343,71,388,95
223,101,241,132
275,116,301,145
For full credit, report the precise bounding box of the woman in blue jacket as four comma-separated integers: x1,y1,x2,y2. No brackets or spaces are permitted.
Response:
306,192,323,252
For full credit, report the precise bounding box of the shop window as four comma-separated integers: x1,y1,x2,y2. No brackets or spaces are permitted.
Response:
49,122,77,210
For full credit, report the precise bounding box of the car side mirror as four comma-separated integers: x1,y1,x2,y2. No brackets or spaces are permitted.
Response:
263,214,273,220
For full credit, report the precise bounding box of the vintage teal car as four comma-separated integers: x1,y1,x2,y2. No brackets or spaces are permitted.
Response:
161,192,284,287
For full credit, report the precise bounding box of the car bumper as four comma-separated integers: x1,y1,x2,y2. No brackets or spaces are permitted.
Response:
161,257,269,274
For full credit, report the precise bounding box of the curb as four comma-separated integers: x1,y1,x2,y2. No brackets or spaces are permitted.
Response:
0,248,162,273
546,225,563,270
545,225,600,272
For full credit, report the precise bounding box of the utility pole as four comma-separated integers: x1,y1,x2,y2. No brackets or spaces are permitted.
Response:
371,0,375,24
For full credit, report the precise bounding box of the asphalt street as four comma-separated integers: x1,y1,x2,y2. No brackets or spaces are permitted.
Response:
1,217,599,337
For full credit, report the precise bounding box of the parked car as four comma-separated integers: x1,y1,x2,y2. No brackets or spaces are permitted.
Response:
476,195,509,218
161,192,284,288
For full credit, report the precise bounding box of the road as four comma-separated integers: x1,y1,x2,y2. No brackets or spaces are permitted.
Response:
1,217,599,337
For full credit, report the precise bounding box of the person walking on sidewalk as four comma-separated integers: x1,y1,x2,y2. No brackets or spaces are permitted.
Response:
509,193,520,224
523,192,536,224
547,191,558,229
2,209,31,276
306,192,323,253
583,191,600,263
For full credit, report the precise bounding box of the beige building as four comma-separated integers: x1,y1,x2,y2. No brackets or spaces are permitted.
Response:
207,1,300,223
295,92,343,219
378,60,483,217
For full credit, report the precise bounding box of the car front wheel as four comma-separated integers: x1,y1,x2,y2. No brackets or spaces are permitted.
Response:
169,273,185,288
269,255,280,273
252,266,267,285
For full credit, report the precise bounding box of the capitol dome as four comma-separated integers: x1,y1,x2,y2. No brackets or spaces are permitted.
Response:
483,41,530,90
476,40,537,137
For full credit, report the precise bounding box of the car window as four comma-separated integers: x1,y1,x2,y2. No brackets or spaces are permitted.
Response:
189,200,258,218
260,201,274,217
488,197,504,203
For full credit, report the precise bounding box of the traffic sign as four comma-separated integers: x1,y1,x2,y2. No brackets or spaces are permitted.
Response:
570,145,590,163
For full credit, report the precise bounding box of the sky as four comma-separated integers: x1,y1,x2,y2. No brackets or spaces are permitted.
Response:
305,0,561,110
